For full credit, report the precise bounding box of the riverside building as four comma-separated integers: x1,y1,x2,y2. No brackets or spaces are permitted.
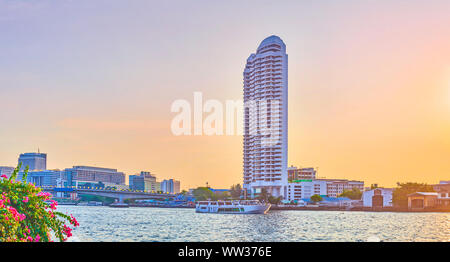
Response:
129,171,159,192
433,182,450,207
18,152,47,171
286,180,327,202
26,170,64,188
362,188,393,208
161,179,181,194
317,179,364,198
64,166,126,186
0,166,15,178
243,35,288,198
287,166,317,181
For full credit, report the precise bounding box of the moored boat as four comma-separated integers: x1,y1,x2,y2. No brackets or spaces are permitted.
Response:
109,202,129,208
195,200,270,214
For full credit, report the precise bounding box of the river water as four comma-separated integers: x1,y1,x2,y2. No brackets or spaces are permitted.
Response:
57,206,449,242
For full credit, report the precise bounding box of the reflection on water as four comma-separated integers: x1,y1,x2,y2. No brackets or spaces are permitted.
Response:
57,206,449,242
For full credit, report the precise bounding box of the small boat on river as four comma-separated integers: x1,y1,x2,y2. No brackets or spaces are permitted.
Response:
195,200,271,214
109,202,129,208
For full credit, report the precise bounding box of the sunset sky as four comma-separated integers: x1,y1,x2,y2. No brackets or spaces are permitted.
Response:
1,0,449,190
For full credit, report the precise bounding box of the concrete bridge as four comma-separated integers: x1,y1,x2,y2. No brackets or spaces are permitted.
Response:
42,186,177,203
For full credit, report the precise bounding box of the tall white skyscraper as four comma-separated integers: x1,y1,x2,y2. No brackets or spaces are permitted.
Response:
243,35,288,198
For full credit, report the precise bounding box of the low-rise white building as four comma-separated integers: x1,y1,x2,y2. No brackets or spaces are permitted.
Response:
433,182,450,207
362,188,393,207
286,180,327,202
287,166,316,181
317,179,365,197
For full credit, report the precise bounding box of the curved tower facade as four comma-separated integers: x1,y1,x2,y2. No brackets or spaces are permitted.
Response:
243,35,288,198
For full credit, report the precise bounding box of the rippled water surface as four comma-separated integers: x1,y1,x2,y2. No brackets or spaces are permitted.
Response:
57,206,449,242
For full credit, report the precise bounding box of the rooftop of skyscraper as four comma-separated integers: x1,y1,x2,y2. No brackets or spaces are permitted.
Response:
19,152,47,157
257,35,286,52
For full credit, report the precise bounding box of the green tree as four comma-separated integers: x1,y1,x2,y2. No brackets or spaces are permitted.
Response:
392,182,435,208
310,194,323,203
192,187,214,201
370,184,380,190
212,191,230,201
268,195,282,205
339,188,362,200
230,184,242,199
257,188,269,202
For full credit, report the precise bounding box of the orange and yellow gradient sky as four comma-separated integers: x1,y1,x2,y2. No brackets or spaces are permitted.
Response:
0,1,449,190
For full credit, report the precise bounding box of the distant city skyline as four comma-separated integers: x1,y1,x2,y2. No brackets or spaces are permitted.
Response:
3,151,182,189
1,1,449,190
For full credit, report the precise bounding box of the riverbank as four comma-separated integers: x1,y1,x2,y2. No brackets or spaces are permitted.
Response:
125,204,450,212
129,203,193,208
54,200,450,212
56,205,450,241
271,205,450,212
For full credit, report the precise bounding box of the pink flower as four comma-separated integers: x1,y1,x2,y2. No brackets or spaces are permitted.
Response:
35,235,40,242
1,174,7,179
49,200,58,210
23,196,29,203
70,215,80,227
63,224,73,238
37,191,52,200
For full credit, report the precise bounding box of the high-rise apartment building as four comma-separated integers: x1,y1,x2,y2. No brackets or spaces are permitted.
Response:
243,35,288,198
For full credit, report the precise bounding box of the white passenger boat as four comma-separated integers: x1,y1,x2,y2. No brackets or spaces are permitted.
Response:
195,200,271,214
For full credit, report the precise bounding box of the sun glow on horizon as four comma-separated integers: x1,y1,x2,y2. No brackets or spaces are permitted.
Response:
447,67,450,109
